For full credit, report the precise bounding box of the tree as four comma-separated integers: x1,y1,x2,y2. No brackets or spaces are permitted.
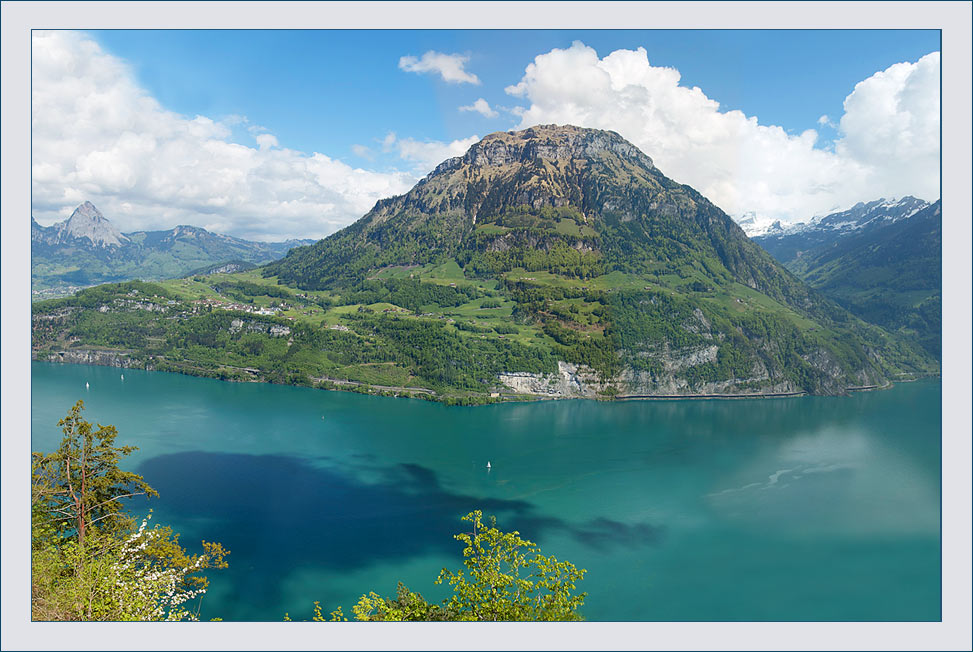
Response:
435,510,587,621
347,510,587,622
32,400,157,544
31,401,229,621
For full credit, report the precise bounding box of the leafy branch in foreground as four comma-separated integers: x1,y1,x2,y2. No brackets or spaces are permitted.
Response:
293,510,587,622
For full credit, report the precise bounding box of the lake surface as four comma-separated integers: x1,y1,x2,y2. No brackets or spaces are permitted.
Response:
30,362,942,621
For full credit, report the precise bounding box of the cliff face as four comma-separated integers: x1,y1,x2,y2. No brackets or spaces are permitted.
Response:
438,124,652,171
34,349,144,369
499,361,609,398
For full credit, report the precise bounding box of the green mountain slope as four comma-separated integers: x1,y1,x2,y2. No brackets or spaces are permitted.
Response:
784,201,942,358
33,127,937,400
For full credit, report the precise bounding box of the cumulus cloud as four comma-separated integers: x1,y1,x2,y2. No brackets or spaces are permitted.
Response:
459,98,499,118
383,133,481,175
836,52,940,196
31,31,416,241
399,51,480,85
378,130,481,174
255,133,278,151
505,41,940,225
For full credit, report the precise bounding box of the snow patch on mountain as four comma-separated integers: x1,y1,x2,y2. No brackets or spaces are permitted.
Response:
739,196,931,239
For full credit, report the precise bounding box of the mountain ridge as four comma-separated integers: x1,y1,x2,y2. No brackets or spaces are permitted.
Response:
32,202,314,293
750,196,931,260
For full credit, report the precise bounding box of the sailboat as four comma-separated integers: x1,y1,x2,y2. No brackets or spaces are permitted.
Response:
486,461,491,470
85,382,89,389
120,374,124,381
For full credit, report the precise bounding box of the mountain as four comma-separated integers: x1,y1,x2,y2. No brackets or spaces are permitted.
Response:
31,201,131,248
764,200,941,359
750,196,930,263
33,126,935,400
31,202,314,294
735,212,787,238
258,125,933,395
182,260,259,277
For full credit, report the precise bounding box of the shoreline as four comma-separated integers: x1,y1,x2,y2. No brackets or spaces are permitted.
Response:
33,351,936,404
614,390,806,400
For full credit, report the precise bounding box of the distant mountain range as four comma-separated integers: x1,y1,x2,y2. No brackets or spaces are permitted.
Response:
749,196,930,260
752,198,941,358
31,201,313,294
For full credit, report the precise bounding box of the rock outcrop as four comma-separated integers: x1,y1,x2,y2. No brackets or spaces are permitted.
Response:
498,361,608,398
35,349,144,368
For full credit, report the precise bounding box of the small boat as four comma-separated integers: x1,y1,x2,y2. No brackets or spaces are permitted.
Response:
85,382,89,389
120,374,124,381
486,461,491,469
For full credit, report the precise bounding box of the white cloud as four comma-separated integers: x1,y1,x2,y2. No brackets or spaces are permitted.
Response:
255,133,278,151
351,144,374,160
393,135,481,175
835,52,940,200
505,41,940,225
31,31,416,241
817,114,836,129
379,131,480,174
459,98,499,118
399,51,480,85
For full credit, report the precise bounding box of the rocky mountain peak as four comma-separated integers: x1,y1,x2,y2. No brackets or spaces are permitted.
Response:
434,124,654,175
62,201,129,247
171,225,206,238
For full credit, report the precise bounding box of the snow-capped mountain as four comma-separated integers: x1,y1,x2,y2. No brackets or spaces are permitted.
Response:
739,196,928,239
735,212,788,238
749,197,931,263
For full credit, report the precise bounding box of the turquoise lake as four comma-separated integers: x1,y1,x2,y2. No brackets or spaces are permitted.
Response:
30,361,942,621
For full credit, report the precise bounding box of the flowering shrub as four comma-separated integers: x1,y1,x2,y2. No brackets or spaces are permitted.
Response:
31,402,228,621
32,514,228,622
109,515,229,621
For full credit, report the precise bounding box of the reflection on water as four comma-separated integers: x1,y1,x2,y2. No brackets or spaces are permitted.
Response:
31,362,941,621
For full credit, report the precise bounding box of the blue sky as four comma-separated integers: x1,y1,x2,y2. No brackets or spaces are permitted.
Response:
31,29,941,240
90,29,939,160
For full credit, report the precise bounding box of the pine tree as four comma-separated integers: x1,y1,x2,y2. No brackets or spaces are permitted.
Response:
31,400,158,545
